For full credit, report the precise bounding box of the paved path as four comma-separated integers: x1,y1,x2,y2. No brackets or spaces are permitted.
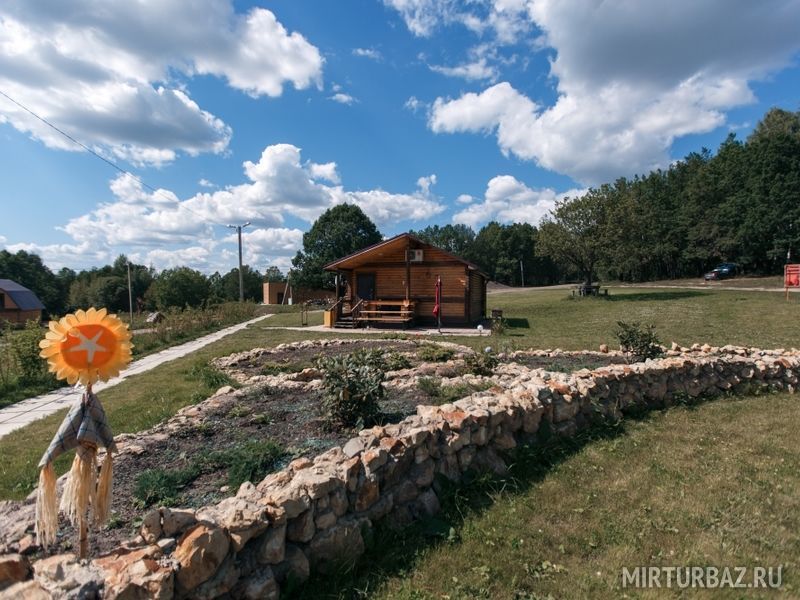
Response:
0,314,271,439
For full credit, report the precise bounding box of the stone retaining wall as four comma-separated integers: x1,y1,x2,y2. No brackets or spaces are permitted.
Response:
2,346,798,599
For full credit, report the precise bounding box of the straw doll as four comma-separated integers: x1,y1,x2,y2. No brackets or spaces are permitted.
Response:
35,308,133,558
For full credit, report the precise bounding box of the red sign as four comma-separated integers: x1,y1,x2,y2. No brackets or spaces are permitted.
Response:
785,264,800,288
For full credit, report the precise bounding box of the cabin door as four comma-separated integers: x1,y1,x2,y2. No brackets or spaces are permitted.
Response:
356,273,376,300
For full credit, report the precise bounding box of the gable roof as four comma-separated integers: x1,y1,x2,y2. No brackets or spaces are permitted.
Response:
0,279,46,311
322,232,488,277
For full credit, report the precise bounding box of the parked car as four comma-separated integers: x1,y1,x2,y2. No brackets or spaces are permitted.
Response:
704,262,738,280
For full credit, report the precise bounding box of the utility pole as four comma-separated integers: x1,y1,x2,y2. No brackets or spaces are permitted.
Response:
519,259,525,287
127,261,134,328
227,222,251,301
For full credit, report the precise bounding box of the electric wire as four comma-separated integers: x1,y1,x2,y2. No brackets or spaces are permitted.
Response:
0,88,227,227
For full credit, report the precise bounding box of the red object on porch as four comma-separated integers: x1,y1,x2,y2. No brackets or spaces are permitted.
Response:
785,264,800,288
433,276,441,317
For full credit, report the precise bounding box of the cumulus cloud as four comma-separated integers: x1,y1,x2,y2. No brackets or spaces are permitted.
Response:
17,144,445,271
353,47,382,61
429,58,498,82
198,178,215,188
453,175,585,227
404,96,424,113
330,93,357,105
0,1,322,164
419,0,800,184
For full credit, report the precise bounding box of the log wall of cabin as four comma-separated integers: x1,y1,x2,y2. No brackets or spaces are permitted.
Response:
469,271,486,322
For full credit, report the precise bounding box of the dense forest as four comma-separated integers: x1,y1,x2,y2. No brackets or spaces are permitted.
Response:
1,107,798,316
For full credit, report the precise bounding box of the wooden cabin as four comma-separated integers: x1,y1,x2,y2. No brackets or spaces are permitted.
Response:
323,233,488,328
0,279,45,325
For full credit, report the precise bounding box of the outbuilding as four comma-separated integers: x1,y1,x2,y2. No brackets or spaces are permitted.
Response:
0,279,45,324
323,232,488,328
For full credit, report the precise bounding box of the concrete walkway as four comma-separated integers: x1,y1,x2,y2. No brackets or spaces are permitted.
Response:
0,314,271,439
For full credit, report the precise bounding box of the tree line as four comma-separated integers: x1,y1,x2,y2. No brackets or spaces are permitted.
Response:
0,251,287,317
3,107,797,314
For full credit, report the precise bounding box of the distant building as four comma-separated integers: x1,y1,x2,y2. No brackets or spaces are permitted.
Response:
262,282,334,305
0,279,45,324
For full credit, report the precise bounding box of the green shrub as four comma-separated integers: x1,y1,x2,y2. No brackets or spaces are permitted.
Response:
134,464,200,507
317,351,385,427
463,349,499,376
615,321,663,361
208,440,285,489
418,344,455,363
8,320,49,385
384,351,412,371
417,376,443,397
188,360,235,390
417,377,492,405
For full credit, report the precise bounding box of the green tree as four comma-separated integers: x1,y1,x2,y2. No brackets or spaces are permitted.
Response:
410,224,476,260
0,250,66,315
150,267,210,309
291,204,382,289
264,266,286,282
537,189,612,286
219,265,263,302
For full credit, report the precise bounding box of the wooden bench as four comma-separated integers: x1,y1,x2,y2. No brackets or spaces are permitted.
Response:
357,300,416,325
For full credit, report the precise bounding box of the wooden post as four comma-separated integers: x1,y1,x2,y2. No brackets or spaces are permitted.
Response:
79,516,88,559
405,242,411,302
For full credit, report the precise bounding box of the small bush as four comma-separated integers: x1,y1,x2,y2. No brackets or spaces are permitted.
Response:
417,377,492,404
8,320,50,385
188,360,235,390
417,376,443,397
317,351,385,427
463,349,499,376
615,321,663,361
207,440,285,489
134,465,200,507
384,351,412,371
418,344,455,363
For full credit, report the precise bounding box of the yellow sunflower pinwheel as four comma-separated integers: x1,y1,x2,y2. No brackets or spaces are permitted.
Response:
38,307,133,386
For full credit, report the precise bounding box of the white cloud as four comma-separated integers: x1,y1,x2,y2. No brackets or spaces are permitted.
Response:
17,144,445,272
0,2,322,164
453,175,585,227
236,228,305,270
404,96,424,113
430,58,498,82
330,93,357,105
456,194,474,204
419,0,800,184
198,178,215,188
353,48,382,61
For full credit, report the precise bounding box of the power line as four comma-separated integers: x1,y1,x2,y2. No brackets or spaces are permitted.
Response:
0,88,227,227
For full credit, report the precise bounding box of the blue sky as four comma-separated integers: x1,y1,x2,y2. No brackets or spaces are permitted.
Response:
1,0,799,274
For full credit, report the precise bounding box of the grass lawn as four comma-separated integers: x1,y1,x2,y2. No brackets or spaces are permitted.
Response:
1,283,799,598
477,287,800,352
298,392,800,599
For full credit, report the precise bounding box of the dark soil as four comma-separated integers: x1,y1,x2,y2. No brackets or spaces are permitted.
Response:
509,353,628,372
50,370,436,556
231,340,420,378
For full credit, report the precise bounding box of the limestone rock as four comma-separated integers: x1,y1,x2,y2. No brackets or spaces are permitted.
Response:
235,565,278,600
174,524,230,592
197,496,267,552
273,544,309,584
308,517,368,572
286,510,315,544
33,553,104,599
256,523,286,565
161,508,196,538
0,580,51,599
0,553,31,587
94,545,173,600
140,508,162,544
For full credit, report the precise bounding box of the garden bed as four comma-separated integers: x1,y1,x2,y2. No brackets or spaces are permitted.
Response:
5,339,633,558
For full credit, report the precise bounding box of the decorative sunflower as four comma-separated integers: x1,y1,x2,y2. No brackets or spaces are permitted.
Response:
39,307,133,386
